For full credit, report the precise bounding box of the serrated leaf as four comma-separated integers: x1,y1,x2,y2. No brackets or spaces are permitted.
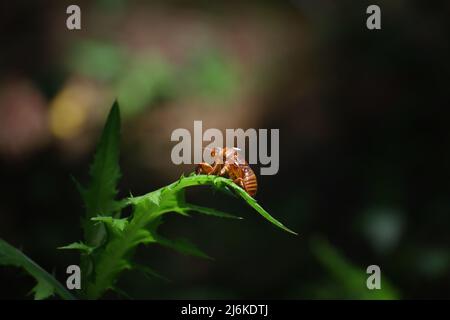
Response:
224,180,297,235
130,229,156,246
31,280,54,300
84,173,294,299
134,174,297,235
0,239,75,300
180,204,242,219
58,242,95,254
81,101,122,247
92,216,129,233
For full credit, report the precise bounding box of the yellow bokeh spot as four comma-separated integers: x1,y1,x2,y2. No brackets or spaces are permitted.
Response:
49,84,89,139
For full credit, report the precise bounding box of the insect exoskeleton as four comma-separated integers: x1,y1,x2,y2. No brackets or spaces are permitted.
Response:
240,164,258,197
195,147,225,175
195,147,257,197
226,161,258,198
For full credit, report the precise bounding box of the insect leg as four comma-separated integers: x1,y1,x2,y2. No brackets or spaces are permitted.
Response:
219,165,229,176
195,163,215,175
210,162,224,175
233,177,245,189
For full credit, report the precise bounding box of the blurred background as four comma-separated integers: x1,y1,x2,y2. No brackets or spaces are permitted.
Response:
1,0,449,299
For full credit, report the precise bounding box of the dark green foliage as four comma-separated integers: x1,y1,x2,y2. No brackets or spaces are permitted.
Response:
311,238,399,299
0,239,75,300
79,101,122,247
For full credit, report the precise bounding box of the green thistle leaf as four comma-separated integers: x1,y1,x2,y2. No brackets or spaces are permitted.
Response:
0,239,75,300
79,101,122,247
58,242,95,255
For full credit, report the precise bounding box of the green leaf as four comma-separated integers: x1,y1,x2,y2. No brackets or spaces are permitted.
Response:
311,237,400,299
79,101,121,247
92,216,129,234
69,101,122,297
133,175,297,235
58,242,95,255
180,204,242,219
83,172,295,299
217,178,297,235
31,280,55,300
0,239,76,300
